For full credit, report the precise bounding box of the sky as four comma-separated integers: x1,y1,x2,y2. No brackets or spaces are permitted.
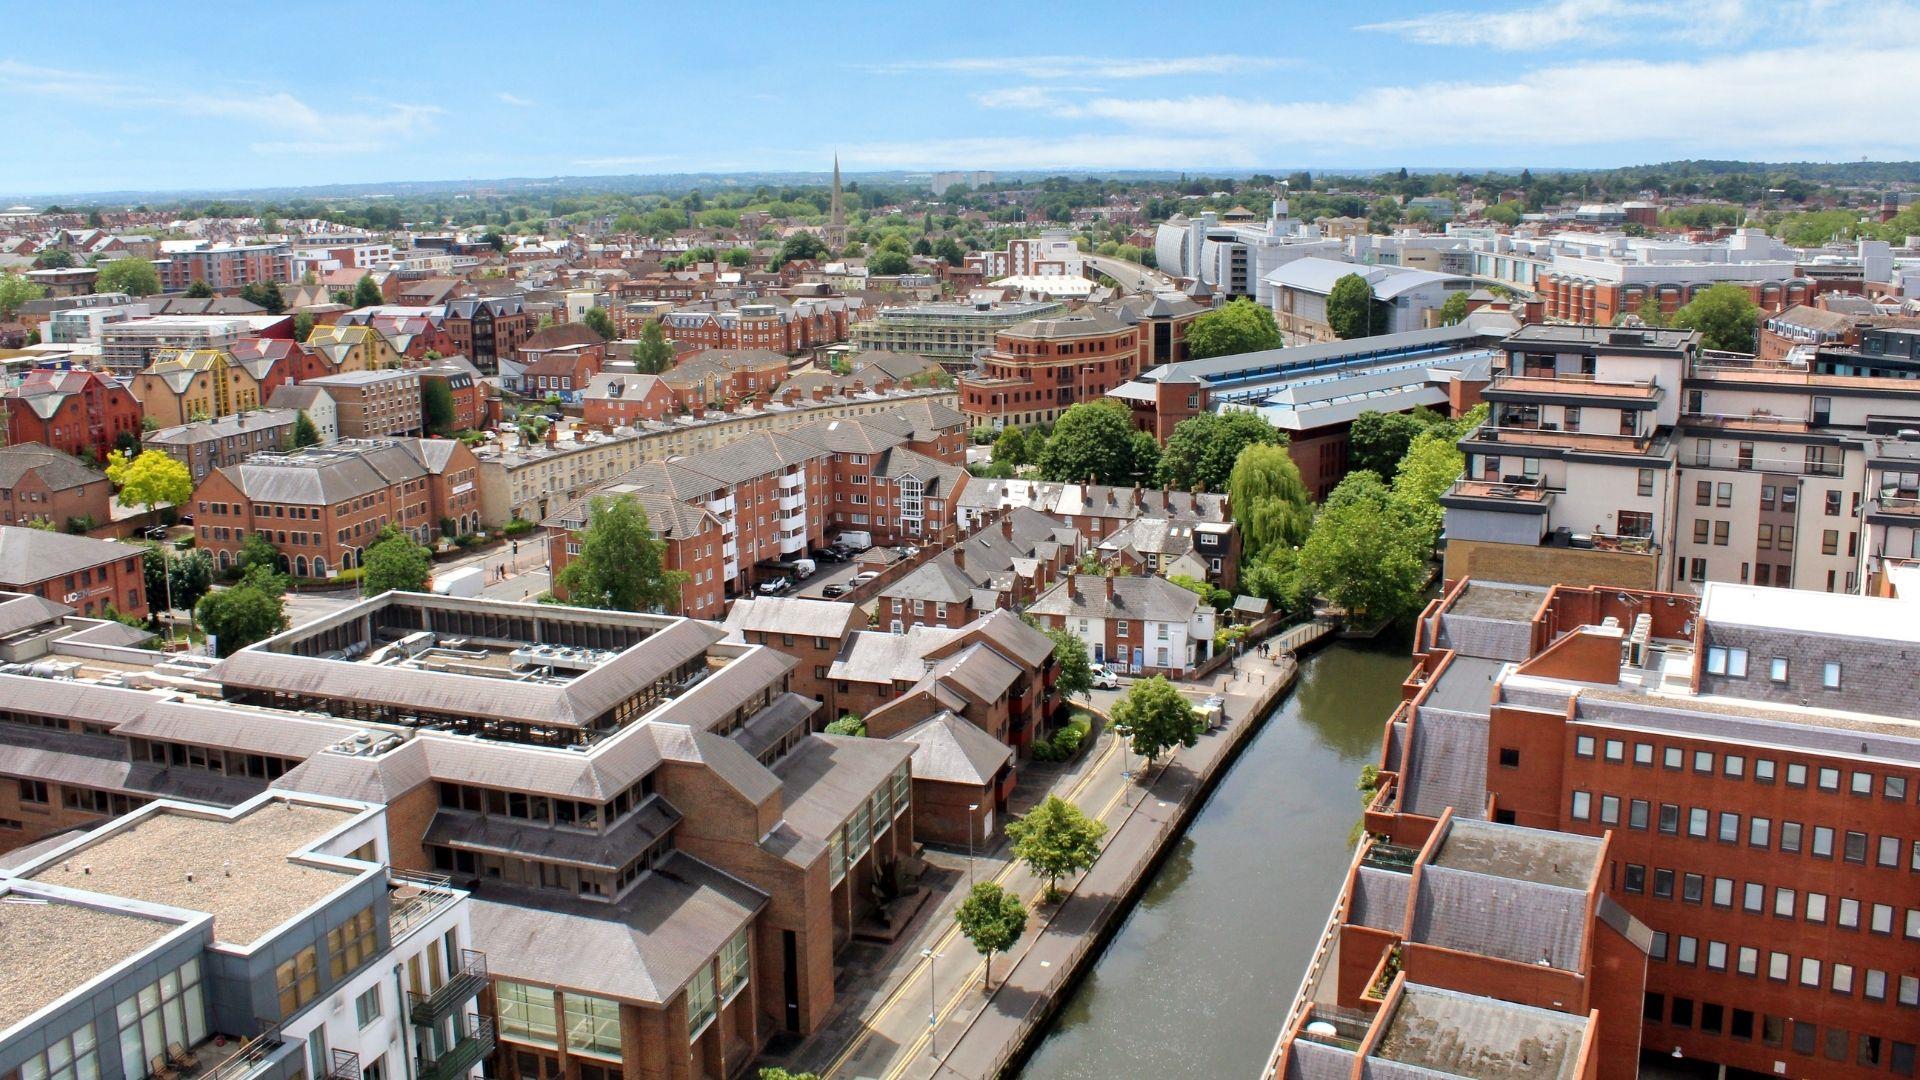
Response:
3,0,1918,198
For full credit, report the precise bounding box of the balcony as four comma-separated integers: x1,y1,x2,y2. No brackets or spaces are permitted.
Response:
415,1015,495,1080
409,950,489,1026
1869,493,1920,520
199,1027,298,1080
1486,371,1661,404
1441,477,1554,512
325,1050,361,1080
388,870,462,944
779,493,804,512
778,472,803,490
1463,423,1655,456
1681,410,1812,434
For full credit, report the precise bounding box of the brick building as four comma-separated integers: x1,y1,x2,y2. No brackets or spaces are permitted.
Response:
1027,572,1216,677
443,295,533,374
190,438,479,577
3,369,143,461
158,242,292,291
876,509,1083,632
143,408,299,484
303,369,424,439
662,296,860,355
0,526,146,619
0,444,112,531
580,372,676,428
418,355,483,433
721,596,868,717
128,347,276,429
959,308,1142,429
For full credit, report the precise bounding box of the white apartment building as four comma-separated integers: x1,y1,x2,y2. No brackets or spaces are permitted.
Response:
1154,201,1342,304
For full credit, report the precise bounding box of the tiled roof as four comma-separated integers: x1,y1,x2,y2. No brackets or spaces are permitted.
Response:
0,527,138,585
0,444,104,490
1026,573,1202,623
895,711,1011,785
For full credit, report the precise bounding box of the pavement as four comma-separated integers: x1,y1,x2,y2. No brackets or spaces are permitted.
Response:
281,536,553,623
774,637,1316,1080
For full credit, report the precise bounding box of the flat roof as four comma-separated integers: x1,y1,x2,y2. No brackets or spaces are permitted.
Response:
1701,581,1920,645
1374,984,1586,1079
0,890,180,1032
1449,583,1547,622
1431,819,1600,889
25,799,360,946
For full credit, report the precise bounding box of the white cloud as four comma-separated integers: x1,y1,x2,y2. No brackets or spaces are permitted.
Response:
0,59,440,153
496,92,535,107
842,133,1258,171
865,54,1282,78
1358,0,1831,51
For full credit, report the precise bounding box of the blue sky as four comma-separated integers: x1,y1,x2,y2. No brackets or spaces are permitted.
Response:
3,0,1917,197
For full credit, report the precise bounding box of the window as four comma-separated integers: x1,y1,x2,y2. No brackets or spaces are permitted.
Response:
1838,897,1859,929
1604,739,1624,762
1768,952,1788,981
1653,868,1674,898
1682,873,1704,903
1658,803,1679,834
1498,747,1520,768
1687,807,1708,838
1755,757,1775,783
116,959,206,1075
1649,932,1668,960
1749,816,1770,847
1823,661,1842,688
1743,882,1763,912
1738,947,1758,975
1806,893,1828,922
1887,775,1909,800
497,980,558,1047
1844,830,1868,863
22,1024,98,1080
1712,877,1733,906
1833,964,1854,994
1769,658,1788,682
1775,887,1796,916
686,963,718,1036
1624,864,1646,893
1663,746,1683,769
1880,836,1900,867
719,926,751,998
276,947,319,1017
1723,754,1744,778
1800,957,1821,986
1707,940,1727,970
1633,742,1653,766
1705,648,1746,677
1676,935,1698,964
1717,812,1739,842
1570,791,1591,820
327,905,377,980
1574,735,1595,757
1818,766,1840,791
1781,821,1802,852
355,987,382,1028
1629,799,1649,830
1812,826,1834,858
1600,795,1620,824
563,993,621,1059
1786,762,1808,787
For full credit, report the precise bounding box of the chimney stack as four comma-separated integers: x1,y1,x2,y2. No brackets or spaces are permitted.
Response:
1103,574,1114,602
953,546,965,572
1001,516,1013,541
544,423,558,448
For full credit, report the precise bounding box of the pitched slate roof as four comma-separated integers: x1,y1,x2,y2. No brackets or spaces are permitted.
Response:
1027,573,1203,623
0,444,104,491
895,711,1012,786
0,527,138,585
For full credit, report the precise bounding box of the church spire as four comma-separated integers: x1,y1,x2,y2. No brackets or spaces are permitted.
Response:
826,152,847,249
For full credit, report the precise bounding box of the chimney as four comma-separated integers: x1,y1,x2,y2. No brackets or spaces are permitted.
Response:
812,384,828,401
544,423,558,448
953,546,965,572
1001,516,1013,541
1103,575,1114,602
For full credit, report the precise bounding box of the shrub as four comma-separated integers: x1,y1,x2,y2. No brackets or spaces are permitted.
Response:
1031,712,1092,762
501,518,534,536
825,714,866,737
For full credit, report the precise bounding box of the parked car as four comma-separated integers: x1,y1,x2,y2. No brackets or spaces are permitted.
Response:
850,571,880,586
792,559,816,580
1089,664,1121,690
757,577,789,595
821,584,846,598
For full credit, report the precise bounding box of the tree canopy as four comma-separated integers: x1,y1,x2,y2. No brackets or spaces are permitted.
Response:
1184,298,1282,359
1671,283,1761,353
1037,401,1157,485
106,449,192,511
1298,471,1429,625
142,543,213,619
1228,443,1314,556
582,306,616,340
1390,428,1467,546
1155,411,1284,493
290,410,321,448
0,272,44,319
95,257,161,297
351,274,383,309
1007,795,1107,902
196,581,288,657
1326,273,1379,340
363,527,432,595
630,320,675,374
1110,675,1201,769
238,281,286,314
1348,409,1441,479
1436,290,1472,325
1046,627,1092,700
184,280,215,299
554,495,689,612
868,250,912,276
421,378,455,436
953,881,1028,990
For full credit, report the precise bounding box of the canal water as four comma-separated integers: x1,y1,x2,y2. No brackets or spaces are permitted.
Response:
1019,637,1410,1079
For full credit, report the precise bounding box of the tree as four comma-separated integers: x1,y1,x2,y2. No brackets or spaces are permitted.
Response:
363,526,433,594
1111,676,1201,769
105,450,192,514
1038,401,1152,485
239,281,286,314
824,714,866,737
630,320,674,374
1184,298,1281,359
555,495,689,612
1671,283,1760,353
759,1070,821,1080
351,274,382,309
31,248,76,269
1008,796,1107,902
234,532,284,580
1298,472,1428,625
1228,443,1313,556
1436,290,1471,326
421,378,455,436
1046,627,1092,700
0,272,44,318
1326,273,1379,340
1348,410,1435,479
293,312,315,342
185,280,216,298
991,426,1033,468
934,237,966,266
142,545,215,620
868,250,912,276
582,306,616,340
1391,429,1467,546
1155,411,1283,493
723,247,751,268
774,232,827,267
95,257,161,297
953,881,1027,990
290,410,321,448
196,581,287,657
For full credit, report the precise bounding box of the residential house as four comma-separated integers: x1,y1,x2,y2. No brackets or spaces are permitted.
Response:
3,369,143,461
1027,572,1216,676
0,443,112,530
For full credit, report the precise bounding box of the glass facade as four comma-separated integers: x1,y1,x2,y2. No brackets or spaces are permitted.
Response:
563,993,621,1059
116,958,206,1078
497,979,558,1048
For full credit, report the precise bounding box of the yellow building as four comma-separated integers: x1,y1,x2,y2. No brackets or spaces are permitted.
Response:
304,324,404,374
130,348,266,428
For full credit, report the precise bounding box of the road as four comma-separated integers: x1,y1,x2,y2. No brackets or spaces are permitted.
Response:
282,537,553,624
1084,254,1178,294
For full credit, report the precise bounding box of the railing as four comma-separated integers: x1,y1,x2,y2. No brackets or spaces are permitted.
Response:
388,869,461,943
1689,454,1844,477
326,1049,361,1080
1872,494,1920,515
1264,883,1352,1078
409,950,490,1026
1361,841,1420,872
1490,371,1659,396
415,1015,496,1080
1445,477,1552,504
1681,411,1811,432
201,1026,286,1080
1464,424,1653,454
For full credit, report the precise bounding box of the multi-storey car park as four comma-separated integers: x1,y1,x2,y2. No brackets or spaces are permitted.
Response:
0,590,918,1080
1266,576,1920,1080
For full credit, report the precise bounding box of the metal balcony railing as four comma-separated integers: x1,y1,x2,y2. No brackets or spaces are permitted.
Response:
414,1015,496,1080
326,1049,361,1080
388,869,461,944
200,1025,286,1080
409,950,490,1026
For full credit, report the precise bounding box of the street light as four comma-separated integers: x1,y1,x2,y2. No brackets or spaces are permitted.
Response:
966,804,979,887
921,948,943,1057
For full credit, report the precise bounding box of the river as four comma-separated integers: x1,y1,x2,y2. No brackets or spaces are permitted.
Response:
1018,637,1410,1079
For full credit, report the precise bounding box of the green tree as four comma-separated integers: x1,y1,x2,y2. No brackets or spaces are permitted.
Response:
1634,295,1667,327
290,410,321,448
991,426,1032,468
1348,410,1436,479
1326,273,1379,339
934,236,966,266
630,320,674,374
758,1070,822,1080
1436,290,1471,326
1184,298,1282,359
1007,795,1107,902
0,272,44,318
1228,443,1313,556
143,546,216,619
774,232,827,267
184,280,216,298
1038,401,1153,485
1671,283,1761,353
196,581,288,657
362,526,432,594
824,714,866,737
1045,627,1092,700
293,311,315,342
1298,471,1428,625
351,274,382,309
95,257,161,297
234,533,284,581
868,250,912,276
1155,411,1283,493
31,248,76,269
238,281,286,314
421,378,456,436
953,881,1028,990
1111,676,1201,769
582,306,616,340
555,495,689,612
1390,429,1467,546
105,449,192,514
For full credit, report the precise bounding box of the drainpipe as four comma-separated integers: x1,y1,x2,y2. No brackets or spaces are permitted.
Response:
393,965,417,1080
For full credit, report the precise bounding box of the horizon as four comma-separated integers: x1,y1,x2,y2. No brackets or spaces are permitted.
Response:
5,0,1919,201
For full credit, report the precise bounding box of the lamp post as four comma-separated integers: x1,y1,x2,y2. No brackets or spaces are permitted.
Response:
921,948,942,1057
966,803,980,887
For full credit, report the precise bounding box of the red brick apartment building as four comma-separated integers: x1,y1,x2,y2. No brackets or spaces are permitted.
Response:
0,444,112,530
959,308,1142,428
443,295,534,374
303,369,424,439
158,243,292,291
3,370,143,461
580,372,676,428
662,297,859,354
1268,576,1920,1079
1538,273,1821,326
0,526,147,619
191,438,479,577
417,356,482,432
